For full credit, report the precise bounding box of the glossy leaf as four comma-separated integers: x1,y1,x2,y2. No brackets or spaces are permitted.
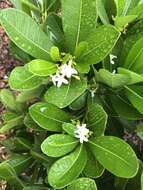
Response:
48,145,87,189
87,102,108,136
29,102,70,131
97,69,130,88
9,66,44,91
0,8,53,60
83,149,104,178
61,0,97,53
67,178,97,190
125,85,143,114
41,134,78,157
62,123,77,137
45,78,87,108
89,136,139,178
27,59,57,77
78,25,120,66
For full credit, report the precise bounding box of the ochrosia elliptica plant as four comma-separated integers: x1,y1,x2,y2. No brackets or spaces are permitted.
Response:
1,0,143,189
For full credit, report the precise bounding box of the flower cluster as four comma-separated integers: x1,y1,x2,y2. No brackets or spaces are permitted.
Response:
51,60,78,88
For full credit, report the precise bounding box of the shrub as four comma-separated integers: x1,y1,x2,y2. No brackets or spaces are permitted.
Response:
0,0,143,189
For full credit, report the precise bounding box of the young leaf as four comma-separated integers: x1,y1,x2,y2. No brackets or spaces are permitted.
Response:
78,25,120,66
0,8,53,60
114,15,137,31
61,0,97,53
87,102,108,137
125,85,143,114
48,145,87,189
83,149,104,178
27,59,57,77
62,123,77,137
9,66,44,91
67,178,97,190
89,136,139,178
41,134,78,157
97,69,130,88
29,102,70,131
45,78,87,108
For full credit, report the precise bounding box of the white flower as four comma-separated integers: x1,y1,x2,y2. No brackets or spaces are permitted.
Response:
51,74,69,88
74,123,90,143
112,69,116,74
110,54,117,65
60,60,78,78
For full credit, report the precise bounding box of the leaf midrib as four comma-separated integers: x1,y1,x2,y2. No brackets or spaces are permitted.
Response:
89,140,133,168
1,13,51,56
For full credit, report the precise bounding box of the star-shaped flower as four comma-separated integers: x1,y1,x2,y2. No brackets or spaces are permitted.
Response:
60,60,78,78
74,123,90,143
51,74,69,88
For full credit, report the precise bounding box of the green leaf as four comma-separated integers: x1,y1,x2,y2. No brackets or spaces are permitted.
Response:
48,145,87,189
29,102,70,131
43,13,64,48
0,162,24,189
45,78,87,108
67,178,97,190
141,172,143,190
136,124,143,140
69,92,87,111
118,67,143,85
0,112,23,133
114,0,139,16
125,85,143,114
0,89,16,111
14,137,32,150
78,25,120,66
110,94,143,120
0,8,53,60
62,123,77,137
124,36,143,74
115,15,137,31
5,154,33,174
50,46,60,62
97,69,130,88
16,86,44,103
87,102,107,137
83,149,104,178
24,113,44,131
61,0,97,53
9,66,44,91
27,59,57,77
89,136,139,178
128,4,143,20
41,134,78,157
96,0,110,24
